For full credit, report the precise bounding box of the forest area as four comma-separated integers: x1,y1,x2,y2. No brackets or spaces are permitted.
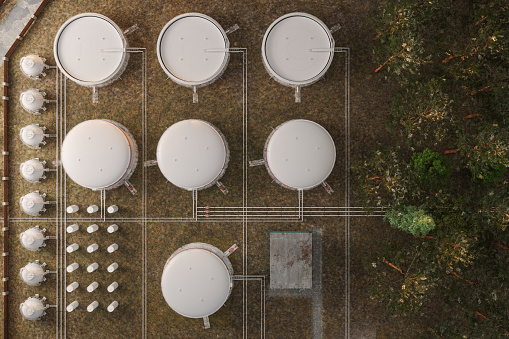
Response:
355,0,509,337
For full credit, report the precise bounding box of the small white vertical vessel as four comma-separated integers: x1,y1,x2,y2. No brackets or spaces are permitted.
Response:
20,54,50,79
19,226,48,251
19,261,48,286
20,295,48,320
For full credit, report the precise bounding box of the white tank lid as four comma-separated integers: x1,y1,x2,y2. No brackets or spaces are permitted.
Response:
157,120,228,190
20,262,47,286
262,13,334,85
157,13,228,85
20,124,47,149
20,55,46,77
54,13,125,83
265,119,336,189
20,226,46,251
20,89,45,113
61,120,134,190
20,158,47,183
19,296,46,321
161,247,232,318
20,191,47,216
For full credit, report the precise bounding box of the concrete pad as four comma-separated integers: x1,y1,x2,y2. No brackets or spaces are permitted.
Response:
270,232,312,289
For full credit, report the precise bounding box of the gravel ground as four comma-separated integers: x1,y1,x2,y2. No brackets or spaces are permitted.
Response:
1,0,422,338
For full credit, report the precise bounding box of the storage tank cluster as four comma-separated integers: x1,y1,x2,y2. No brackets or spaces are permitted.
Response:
18,53,56,219
19,226,54,321
65,221,121,313
16,9,340,328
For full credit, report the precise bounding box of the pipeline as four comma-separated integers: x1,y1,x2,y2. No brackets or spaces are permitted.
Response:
2,1,50,337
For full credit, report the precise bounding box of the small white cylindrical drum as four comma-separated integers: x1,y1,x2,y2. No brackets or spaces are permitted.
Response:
107,281,118,292
20,124,48,149
157,13,230,88
161,242,234,318
107,205,118,214
262,13,334,88
107,262,118,273
67,243,79,253
54,13,129,87
107,301,119,312
107,224,119,233
67,262,79,273
20,158,47,183
19,226,47,251
67,281,79,292
87,205,99,214
87,243,99,253
67,205,79,213
107,243,118,253
264,119,336,190
87,281,99,292
20,296,47,320
157,120,229,191
87,262,99,272
87,301,99,312
19,191,47,216
87,224,99,233
66,224,79,233
61,120,138,190
20,262,47,286
20,54,47,79
19,89,47,115
67,301,79,312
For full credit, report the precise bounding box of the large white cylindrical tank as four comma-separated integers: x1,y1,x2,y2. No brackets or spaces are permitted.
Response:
54,13,129,87
19,158,48,183
157,13,230,88
20,261,47,286
61,120,138,190
264,119,336,190
19,295,47,321
19,226,47,251
262,13,334,88
157,120,229,191
161,242,234,318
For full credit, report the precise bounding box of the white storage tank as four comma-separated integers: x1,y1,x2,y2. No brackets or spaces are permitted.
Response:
54,13,129,88
61,119,138,190
264,119,336,190
20,54,49,79
19,89,50,115
19,191,49,216
19,124,50,149
19,295,48,321
157,120,229,191
19,226,47,251
262,13,335,101
161,242,234,319
20,261,48,286
19,158,49,183
157,13,230,89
